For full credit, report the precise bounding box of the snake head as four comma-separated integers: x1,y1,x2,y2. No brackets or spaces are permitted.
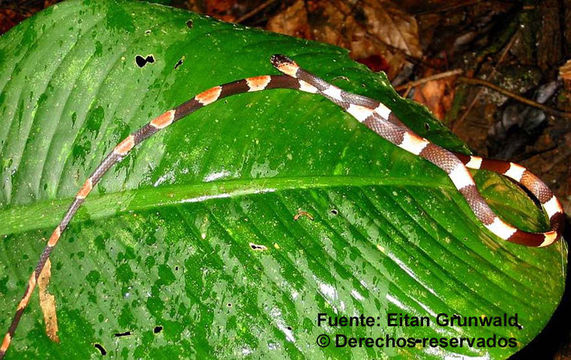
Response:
270,54,299,77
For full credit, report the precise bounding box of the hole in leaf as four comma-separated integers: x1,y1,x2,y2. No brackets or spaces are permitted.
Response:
114,331,131,337
154,326,163,334
330,209,339,215
186,20,193,28
227,303,232,307
135,55,146,67
144,29,151,35
94,343,107,355
249,243,267,251
424,123,430,131
135,55,155,68
174,58,183,70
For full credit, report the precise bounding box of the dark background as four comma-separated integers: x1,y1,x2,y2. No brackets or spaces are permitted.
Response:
1,0,569,358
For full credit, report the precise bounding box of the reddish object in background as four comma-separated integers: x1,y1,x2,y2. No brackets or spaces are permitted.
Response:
356,54,391,73
0,9,25,35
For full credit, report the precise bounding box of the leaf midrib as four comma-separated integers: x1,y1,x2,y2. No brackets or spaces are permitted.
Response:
0,174,452,236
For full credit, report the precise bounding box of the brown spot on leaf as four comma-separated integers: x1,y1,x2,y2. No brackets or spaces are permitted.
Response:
294,210,314,221
38,259,60,343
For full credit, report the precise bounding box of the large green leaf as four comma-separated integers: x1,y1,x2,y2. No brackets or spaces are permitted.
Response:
0,0,566,358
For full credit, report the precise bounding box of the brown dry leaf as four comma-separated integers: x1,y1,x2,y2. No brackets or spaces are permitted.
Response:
360,2,422,58
559,59,571,90
267,0,422,79
559,60,571,78
43,0,60,7
399,0,474,13
38,258,60,343
204,0,239,22
174,0,239,22
0,9,26,35
412,70,456,120
265,0,311,39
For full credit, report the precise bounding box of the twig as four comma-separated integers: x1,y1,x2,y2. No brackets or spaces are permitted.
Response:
236,0,276,24
394,69,464,92
413,0,513,15
452,32,516,131
361,32,424,67
457,76,571,118
515,145,558,163
542,147,571,172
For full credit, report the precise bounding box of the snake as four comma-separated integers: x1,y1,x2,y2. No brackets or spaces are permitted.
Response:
0,54,564,358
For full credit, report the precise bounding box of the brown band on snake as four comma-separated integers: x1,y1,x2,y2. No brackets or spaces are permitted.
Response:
419,143,462,174
458,185,497,225
520,171,552,203
363,115,405,145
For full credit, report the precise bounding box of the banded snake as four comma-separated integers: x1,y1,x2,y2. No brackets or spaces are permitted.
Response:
0,55,564,358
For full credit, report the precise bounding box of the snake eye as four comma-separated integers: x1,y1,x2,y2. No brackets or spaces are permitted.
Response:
270,54,294,67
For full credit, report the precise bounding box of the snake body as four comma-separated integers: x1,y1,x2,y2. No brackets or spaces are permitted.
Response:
0,55,564,358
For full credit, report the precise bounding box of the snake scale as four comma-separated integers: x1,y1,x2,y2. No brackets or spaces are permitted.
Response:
0,55,564,358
